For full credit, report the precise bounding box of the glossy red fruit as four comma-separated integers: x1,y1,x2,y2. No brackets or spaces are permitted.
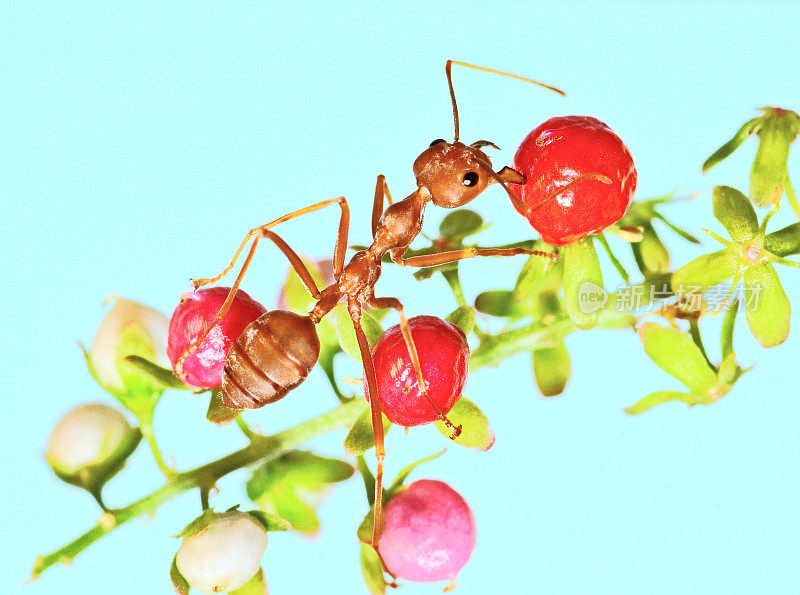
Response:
167,287,266,389
511,115,637,246
379,479,476,584
367,315,468,427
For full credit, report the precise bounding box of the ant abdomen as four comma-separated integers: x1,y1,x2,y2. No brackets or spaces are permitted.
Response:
221,310,320,409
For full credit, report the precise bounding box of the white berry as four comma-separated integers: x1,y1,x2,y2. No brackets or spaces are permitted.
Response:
176,511,267,593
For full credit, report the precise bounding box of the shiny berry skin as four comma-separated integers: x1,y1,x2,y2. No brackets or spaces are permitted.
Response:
511,115,637,246
167,287,266,389
176,510,267,594
368,316,468,427
378,479,476,584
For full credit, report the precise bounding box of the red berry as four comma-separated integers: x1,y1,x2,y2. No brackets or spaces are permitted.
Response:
511,115,637,246
167,287,266,389
367,315,468,427
379,479,476,584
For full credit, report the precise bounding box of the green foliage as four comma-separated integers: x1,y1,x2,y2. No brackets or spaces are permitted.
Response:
344,408,392,456
533,340,571,397
562,237,604,329
360,544,388,595
434,397,495,450
230,568,269,595
627,320,746,414
703,107,800,209
445,304,476,334
246,451,354,535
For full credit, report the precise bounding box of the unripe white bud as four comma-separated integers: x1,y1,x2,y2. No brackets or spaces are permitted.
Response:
45,403,140,486
90,296,170,392
176,511,267,594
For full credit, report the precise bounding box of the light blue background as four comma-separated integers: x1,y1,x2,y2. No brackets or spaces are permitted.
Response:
2,2,799,594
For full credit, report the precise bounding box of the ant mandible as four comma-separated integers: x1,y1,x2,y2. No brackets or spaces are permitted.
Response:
175,60,564,551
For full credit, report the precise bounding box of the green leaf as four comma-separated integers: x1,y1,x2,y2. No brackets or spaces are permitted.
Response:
123,355,191,390
113,324,164,417
170,554,190,595
743,262,791,347
474,290,519,318
445,304,476,335
246,451,352,534
360,544,387,595
702,116,761,172
246,509,292,532
283,259,329,314
765,222,800,256
638,323,718,391
344,407,391,456
654,214,702,244
596,232,630,284
439,209,488,241
532,341,571,397
386,450,445,496
230,568,268,595
80,341,106,392
562,238,604,330
632,223,670,274
434,396,494,450
625,390,699,415
206,389,241,425
357,507,375,545
332,304,383,360
271,450,355,486
671,250,737,294
513,244,557,299
357,455,376,507
717,352,742,386
712,186,758,242
176,509,216,538
751,116,795,207
720,299,739,361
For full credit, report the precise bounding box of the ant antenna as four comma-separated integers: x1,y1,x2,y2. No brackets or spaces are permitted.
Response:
446,60,566,142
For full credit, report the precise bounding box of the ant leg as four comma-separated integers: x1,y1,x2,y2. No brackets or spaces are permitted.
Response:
174,228,322,380
371,175,393,238
368,296,462,438
192,196,350,288
352,316,386,549
393,245,557,268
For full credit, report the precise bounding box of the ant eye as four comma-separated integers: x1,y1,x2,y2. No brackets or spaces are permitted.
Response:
462,171,479,187
429,139,447,147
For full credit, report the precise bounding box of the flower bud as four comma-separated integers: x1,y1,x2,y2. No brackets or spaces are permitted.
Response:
89,296,170,394
176,510,267,594
45,402,141,491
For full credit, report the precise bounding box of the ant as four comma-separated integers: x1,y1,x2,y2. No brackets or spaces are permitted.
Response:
175,60,565,551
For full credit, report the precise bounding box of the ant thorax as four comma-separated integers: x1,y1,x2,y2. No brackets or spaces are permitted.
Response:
369,188,430,259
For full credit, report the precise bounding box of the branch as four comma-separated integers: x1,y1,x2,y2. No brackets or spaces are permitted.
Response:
32,398,367,581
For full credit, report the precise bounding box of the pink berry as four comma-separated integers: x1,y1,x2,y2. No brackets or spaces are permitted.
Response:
368,316,468,427
167,287,266,389
379,479,476,584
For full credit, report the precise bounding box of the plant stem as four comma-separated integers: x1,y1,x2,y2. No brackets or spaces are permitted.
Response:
442,268,467,306
596,232,630,284
235,415,257,441
32,398,367,581
688,319,715,370
139,414,174,477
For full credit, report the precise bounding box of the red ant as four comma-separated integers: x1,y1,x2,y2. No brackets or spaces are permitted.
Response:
175,60,564,551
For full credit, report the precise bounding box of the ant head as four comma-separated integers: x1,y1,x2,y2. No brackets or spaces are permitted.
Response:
413,139,524,208
413,61,563,209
